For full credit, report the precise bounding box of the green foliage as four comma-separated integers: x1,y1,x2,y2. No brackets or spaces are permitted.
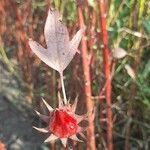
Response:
143,20,150,35
137,60,150,107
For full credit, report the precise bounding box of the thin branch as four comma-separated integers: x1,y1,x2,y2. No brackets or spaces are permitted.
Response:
60,72,67,105
99,0,113,150
77,1,96,149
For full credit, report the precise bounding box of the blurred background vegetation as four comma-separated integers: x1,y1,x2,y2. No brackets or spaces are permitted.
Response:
0,0,150,149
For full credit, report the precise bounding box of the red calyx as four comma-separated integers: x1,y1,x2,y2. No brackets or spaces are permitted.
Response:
49,108,78,138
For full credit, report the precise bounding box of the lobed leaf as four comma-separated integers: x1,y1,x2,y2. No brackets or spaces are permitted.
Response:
29,9,83,73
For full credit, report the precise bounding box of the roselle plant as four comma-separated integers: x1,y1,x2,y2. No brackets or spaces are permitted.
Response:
29,8,88,147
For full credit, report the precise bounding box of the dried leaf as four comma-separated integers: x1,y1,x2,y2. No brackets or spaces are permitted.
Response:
124,64,136,80
113,47,127,59
29,9,83,73
28,39,57,70
63,29,83,69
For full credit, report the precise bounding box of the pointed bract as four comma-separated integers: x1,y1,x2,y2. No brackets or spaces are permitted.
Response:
42,98,53,112
72,95,79,112
35,110,49,123
77,126,87,133
79,132,86,139
69,135,83,142
61,138,67,147
58,92,63,107
33,126,49,133
44,134,58,143
75,114,88,123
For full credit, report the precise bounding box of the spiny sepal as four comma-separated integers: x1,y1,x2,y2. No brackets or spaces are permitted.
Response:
33,96,88,147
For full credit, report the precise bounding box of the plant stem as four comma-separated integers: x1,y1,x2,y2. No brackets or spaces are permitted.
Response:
99,0,113,150
60,72,67,105
9,0,33,104
77,1,96,150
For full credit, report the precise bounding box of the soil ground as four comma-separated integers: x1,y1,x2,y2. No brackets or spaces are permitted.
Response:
0,95,50,150
0,63,48,150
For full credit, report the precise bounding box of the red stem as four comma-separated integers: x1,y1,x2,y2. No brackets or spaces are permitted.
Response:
8,0,33,103
99,0,113,150
77,2,96,150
